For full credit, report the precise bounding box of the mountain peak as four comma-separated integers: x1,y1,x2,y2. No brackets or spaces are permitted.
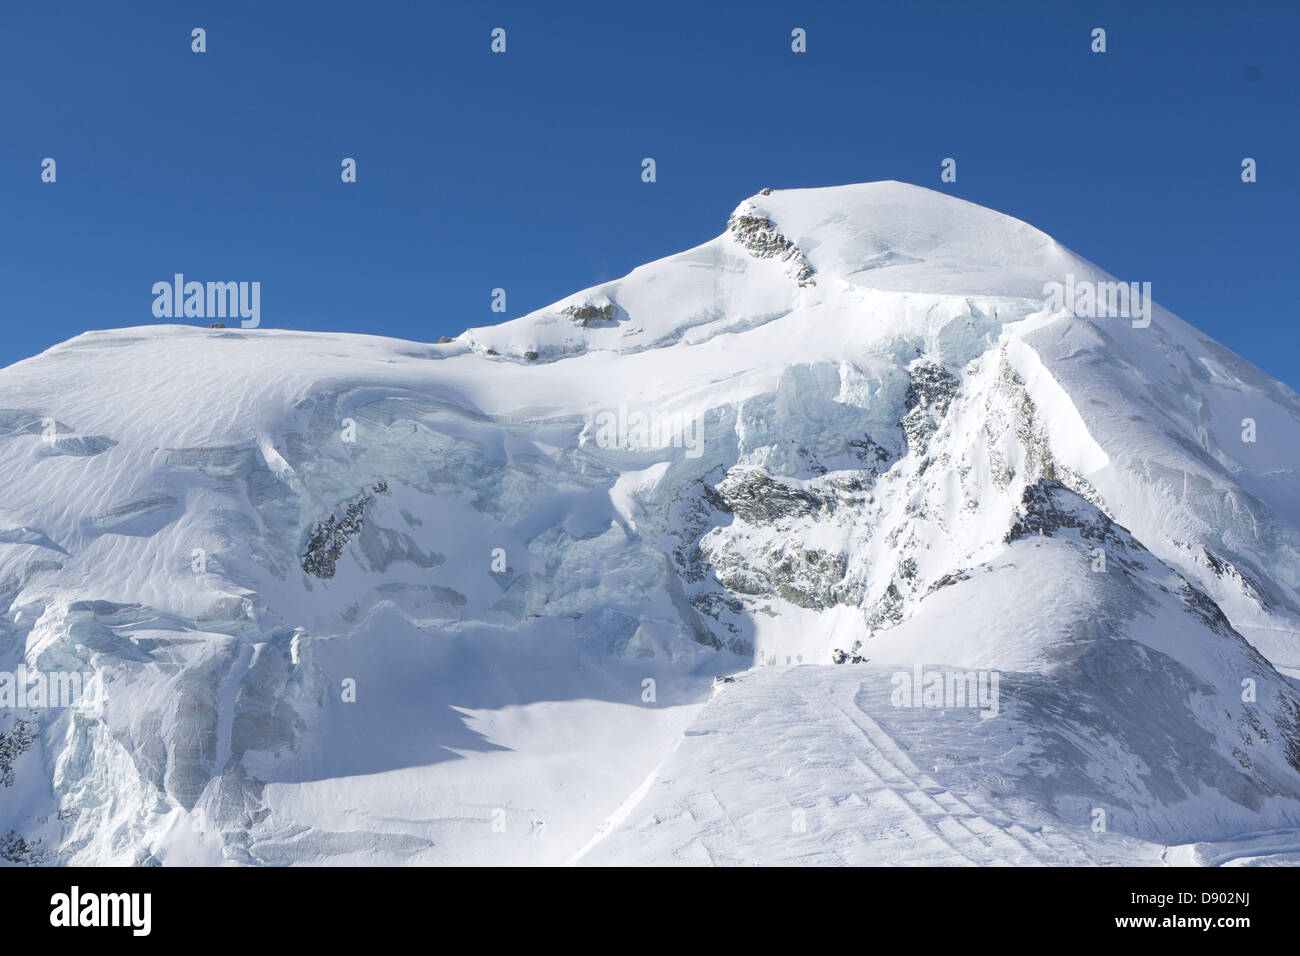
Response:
463,180,1077,364
7,181,1300,866
728,179,1066,291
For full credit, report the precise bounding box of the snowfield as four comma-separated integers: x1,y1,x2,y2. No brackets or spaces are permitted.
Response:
3,181,1300,866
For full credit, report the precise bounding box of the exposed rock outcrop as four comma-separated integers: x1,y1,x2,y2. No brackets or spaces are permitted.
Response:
726,210,816,286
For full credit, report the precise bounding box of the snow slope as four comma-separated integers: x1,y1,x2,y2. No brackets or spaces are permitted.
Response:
2,181,1300,866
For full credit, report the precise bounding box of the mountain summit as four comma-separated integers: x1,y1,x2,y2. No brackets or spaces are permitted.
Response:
3,182,1300,865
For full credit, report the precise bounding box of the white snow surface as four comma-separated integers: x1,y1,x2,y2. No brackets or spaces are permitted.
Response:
3,181,1300,866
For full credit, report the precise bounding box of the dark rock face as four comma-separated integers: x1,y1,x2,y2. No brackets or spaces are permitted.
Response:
926,569,971,594
669,479,732,588
865,581,906,631
1005,479,1126,546
726,213,815,287
1180,581,1239,638
1004,479,1155,579
712,469,828,524
1201,547,1273,610
847,435,893,471
770,548,851,609
0,828,45,864
697,469,865,616
900,361,959,452
0,717,35,789
301,480,390,579
564,302,617,327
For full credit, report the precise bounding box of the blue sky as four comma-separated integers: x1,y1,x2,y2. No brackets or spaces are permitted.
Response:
4,0,1297,385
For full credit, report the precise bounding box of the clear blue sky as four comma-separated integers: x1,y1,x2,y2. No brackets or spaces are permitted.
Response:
4,0,1297,384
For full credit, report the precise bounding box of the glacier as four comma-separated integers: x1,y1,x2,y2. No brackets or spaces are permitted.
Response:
3,181,1300,866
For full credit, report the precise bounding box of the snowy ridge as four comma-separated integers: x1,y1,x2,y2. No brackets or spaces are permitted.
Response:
3,181,1300,865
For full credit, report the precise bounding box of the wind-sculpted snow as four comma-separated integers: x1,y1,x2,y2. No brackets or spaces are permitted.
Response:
3,181,1300,865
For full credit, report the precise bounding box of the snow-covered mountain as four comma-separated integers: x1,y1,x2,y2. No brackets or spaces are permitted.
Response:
4,181,1300,866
